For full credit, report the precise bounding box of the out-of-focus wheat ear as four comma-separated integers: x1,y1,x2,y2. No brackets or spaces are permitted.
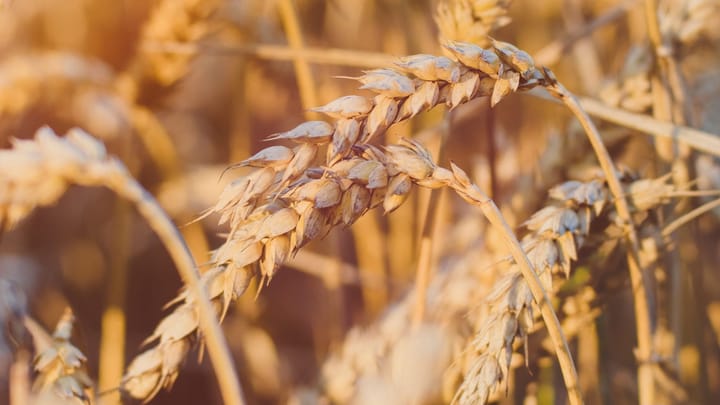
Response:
25,308,93,404
0,127,245,405
435,0,513,46
131,0,219,87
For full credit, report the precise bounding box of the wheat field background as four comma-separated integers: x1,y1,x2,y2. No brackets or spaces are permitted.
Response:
0,0,720,404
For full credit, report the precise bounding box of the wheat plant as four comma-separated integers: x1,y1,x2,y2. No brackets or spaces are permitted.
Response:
1,1,720,405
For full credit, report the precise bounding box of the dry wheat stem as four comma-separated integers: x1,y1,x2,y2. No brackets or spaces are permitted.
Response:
545,93,720,157
277,0,319,119
113,170,246,405
545,82,655,405
0,128,245,405
662,196,720,238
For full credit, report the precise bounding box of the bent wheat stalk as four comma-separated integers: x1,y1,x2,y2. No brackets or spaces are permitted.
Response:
123,39,583,403
0,127,245,405
320,174,683,404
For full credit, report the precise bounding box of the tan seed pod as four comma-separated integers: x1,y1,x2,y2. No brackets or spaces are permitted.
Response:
385,144,434,180
265,121,335,144
295,205,329,247
450,162,472,188
236,145,294,169
525,238,559,273
626,176,675,212
369,186,387,209
556,233,577,278
230,240,264,270
549,179,606,209
395,54,462,82
258,208,299,239
383,174,412,213
143,304,198,345
443,41,501,76
348,68,415,98
292,178,342,208
339,183,371,225
449,71,481,108
213,167,276,223
398,81,440,120
66,127,108,160
347,160,388,189
431,166,454,185
491,38,535,78
260,235,290,282
279,143,318,190
199,267,226,301
364,96,399,142
122,348,164,399
328,119,362,163
310,95,374,119
490,70,519,107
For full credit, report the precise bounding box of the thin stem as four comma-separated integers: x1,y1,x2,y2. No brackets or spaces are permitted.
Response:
109,175,246,405
98,200,129,405
546,82,655,405
9,351,30,405
412,123,448,328
277,0,319,119
528,91,720,158
662,197,720,238
141,40,396,68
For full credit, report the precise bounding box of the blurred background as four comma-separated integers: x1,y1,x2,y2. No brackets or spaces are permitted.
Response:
0,0,719,404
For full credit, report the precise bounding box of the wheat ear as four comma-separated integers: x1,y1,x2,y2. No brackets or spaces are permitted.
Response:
121,38,586,402
23,308,92,404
